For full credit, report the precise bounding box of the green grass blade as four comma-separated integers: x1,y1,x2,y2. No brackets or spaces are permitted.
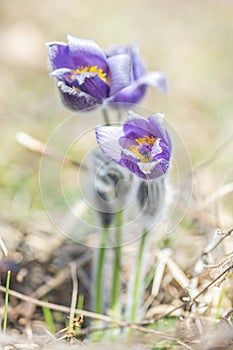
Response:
42,300,56,334
76,294,84,318
3,270,11,333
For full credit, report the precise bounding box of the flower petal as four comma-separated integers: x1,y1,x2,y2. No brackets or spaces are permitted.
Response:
108,71,167,105
121,151,145,179
105,44,128,57
47,42,75,70
138,162,156,176
110,85,147,105
150,138,163,158
67,35,108,70
50,68,73,84
151,159,170,178
130,44,145,80
138,71,168,94
107,54,132,96
122,111,153,140
75,74,109,99
148,114,172,150
96,126,123,162
57,81,101,111
151,139,171,163
50,68,72,77
105,43,145,80
138,159,169,179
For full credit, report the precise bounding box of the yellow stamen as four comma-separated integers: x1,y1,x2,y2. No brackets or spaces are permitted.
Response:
70,65,107,83
135,136,156,146
129,145,150,163
129,135,156,163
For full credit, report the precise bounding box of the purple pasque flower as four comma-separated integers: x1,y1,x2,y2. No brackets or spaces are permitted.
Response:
96,112,172,180
47,35,168,111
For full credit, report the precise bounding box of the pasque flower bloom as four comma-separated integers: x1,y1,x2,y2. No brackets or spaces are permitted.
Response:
96,112,172,180
47,35,168,111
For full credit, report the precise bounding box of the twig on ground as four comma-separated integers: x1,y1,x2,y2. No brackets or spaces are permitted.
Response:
0,236,8,256
76,266,91,292
129,324,194,350
68,262,78,335
12,252,92,321
190,264,233,310
34,252,92,300
223,308,233,320
198,182,233,210
202,228,233,260
2,261,231,349
141,262,233,326
0,285,115,323
16,131,85,169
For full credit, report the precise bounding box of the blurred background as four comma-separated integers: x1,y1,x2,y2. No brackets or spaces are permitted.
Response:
0,0,233,341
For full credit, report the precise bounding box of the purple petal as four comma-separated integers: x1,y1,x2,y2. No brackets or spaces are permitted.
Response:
107,54,132,96
105,43,145,80
76,74,109,99
57,81,101,111
50,68,73,84
50,68,72,77
148,114,172,150
150,159,170,178
119,136,136,149
67,35,108,71
151,138,163,158
120,149,169,180
96,126,123,162
108,71,167,105
105,44,128,57
120,151,146,179
138,71,168,94
130,44,145,80
109,85,147,105
122,112,153,140
151,139,171,162
47,42,75,70
138,158,169,179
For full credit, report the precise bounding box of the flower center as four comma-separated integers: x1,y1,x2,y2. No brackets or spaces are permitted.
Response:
135,136,156,147
70,65,108,82
129,136,156,163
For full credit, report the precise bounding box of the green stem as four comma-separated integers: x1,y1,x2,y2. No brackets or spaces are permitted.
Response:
102,107,111,126
129,230,149,322
111,210,123,315
94,226,109,314
3,270,11,333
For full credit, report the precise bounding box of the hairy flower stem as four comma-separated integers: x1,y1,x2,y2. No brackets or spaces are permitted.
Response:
94,226,109,314
127,229,149,324
111,210,123,316
102,107,111,126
